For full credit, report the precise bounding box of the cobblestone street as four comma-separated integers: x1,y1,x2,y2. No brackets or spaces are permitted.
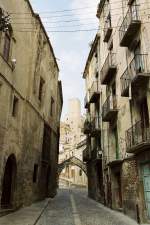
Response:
0,188,146,225
37,188,139,225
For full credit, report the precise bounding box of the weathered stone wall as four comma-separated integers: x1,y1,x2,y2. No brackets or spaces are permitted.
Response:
0,0,62,209
121,159,138,221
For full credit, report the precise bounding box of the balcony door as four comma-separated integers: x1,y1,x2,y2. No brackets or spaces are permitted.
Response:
140,97,149,141
142,163,150,219
112,125,119,160
134,41,144,73
112,82,117,109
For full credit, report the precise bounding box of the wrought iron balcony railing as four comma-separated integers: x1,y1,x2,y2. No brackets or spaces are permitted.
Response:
83,119,91,135
101,52,117,84
89,81,100,103
102,95,118,122
120,54,150,96
96,0,105,18
129,54,150,81
90,116,101,136
126,120,150,153
119,5,141,47
103,18,112,42
84,94,90,109
120,68,131,97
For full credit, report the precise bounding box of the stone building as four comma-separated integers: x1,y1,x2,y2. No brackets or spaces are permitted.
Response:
83,0,150,223
83,34,104,203
59,99,87,187
0,0,63,212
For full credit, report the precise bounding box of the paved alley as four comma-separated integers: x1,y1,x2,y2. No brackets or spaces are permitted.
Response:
37,188,138,225
0,188,141,225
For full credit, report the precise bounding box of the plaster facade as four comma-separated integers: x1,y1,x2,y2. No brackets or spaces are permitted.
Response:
83,0,150,223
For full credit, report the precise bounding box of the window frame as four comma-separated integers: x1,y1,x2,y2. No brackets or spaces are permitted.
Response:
12,95,19,117
3,32,11,62
38,77,45,102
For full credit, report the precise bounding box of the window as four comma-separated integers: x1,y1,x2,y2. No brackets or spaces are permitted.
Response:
79,169,82,176
0,82,2,94
12,96,19,117
38,77,45,101
3,33,11,61
50,97,54,116
33,164,38,183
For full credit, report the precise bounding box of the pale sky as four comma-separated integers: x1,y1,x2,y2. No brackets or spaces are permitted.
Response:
30,0,99,118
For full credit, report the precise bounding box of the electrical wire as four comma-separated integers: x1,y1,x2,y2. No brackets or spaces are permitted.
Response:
12,22,97,29
9,5,98,15
13,28,99,33
11,19,150,33
8,0,149,15
9,6,150,27
9,1,149,19
11,18,97,25
11,11,96,20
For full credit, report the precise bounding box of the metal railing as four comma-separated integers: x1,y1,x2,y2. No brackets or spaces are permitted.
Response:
126,120,150,150
96,0,105,18
119,5,140,43
101,52,116,83
102,95,118,118
104,15,112,41
129,54,149,79
91,116,101,131
84,94,89,107
83,118,91,133
90,81,100,98
120,67,131,95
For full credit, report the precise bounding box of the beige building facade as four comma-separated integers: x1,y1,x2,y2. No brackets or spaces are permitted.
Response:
0,0,63,212
83,0,150,223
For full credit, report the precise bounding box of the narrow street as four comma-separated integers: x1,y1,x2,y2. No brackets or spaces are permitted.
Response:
37,188,138,225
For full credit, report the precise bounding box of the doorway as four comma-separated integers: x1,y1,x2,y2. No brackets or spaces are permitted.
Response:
114,171,122,209
142,163,150,219
1,154,17,209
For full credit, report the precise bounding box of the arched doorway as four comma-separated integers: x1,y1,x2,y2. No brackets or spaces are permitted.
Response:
1,154,17,209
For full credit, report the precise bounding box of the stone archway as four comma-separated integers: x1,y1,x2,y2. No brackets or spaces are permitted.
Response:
58,156,87,175
1,154,17,209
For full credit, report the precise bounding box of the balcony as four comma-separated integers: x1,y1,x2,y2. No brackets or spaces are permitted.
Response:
126,120,150,153
89,81,100,103
120,68,130,97
103,19,112,42
120,54,150,96
102,95,118,122
101,53,117,84
91,116,101,137
129,54,150,88
84,94,90,109
83,119,91,135
119,5,141,47
106,155,123,167
96,0,105,18
83,148,91,162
